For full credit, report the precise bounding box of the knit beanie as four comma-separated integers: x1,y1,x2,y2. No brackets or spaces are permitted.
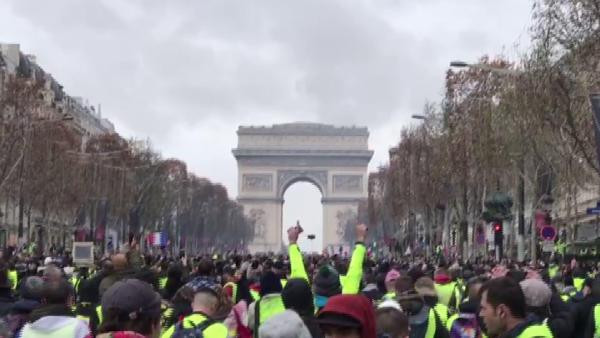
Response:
313,265,341,297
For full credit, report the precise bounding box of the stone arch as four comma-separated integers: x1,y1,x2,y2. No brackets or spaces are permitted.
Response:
233,123,373,253
277,170,328,199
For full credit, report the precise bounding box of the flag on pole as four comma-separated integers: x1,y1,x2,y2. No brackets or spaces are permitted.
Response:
149,231,168,247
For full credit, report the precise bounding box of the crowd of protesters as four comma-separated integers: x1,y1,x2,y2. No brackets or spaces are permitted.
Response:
0,224,597,337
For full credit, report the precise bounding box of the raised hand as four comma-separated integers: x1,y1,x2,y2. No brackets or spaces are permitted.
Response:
288,226,301,244
356,223,368,242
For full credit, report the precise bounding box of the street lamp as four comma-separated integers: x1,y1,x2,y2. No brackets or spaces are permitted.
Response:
411,114,427,120
449,60,469,68
449,60,520,76
307,234,316,253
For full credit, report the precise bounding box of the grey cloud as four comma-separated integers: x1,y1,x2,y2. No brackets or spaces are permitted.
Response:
1,0,532,183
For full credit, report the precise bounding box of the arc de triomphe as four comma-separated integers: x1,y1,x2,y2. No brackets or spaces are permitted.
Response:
232,123,373,252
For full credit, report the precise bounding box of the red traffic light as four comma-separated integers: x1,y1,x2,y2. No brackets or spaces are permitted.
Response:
494,223,502,232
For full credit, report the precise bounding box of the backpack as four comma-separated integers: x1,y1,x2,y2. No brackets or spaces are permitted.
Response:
172,318,216,338
449,313,482,338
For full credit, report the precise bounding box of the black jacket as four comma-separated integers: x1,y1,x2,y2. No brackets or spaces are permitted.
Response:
569,294,600,338
546,293,573,338
0,287,15,316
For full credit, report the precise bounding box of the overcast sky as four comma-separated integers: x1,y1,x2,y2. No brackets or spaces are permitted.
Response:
0,0,532,251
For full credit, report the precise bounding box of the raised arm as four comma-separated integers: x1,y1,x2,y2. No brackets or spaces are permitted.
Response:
341,223,367,294
287,226,309,282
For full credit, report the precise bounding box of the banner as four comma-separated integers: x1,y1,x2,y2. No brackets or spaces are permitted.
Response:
589,94,600,169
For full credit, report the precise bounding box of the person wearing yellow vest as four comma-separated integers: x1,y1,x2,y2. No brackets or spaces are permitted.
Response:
382,269,400,301
96,279,162,338
8,268,18,291
395,275,449,338
587,303,600,337
573,268,585,292
20,278,90,338
520,278,571,337
479,277,552,338
162,278,228,338
434,268,462,311
222,265,239,302
414,276,451,327
287,223,367,309
446,277,486,337
547,262,559,280
246,271,285,334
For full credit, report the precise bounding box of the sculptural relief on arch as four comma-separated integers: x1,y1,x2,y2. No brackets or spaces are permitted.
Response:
232,123,373,253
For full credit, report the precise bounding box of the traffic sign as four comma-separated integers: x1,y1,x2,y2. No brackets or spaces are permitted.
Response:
587,207,600,215
540,226,556,241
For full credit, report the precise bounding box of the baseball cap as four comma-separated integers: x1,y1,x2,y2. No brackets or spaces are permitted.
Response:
186,277,221,296
101,279,161,319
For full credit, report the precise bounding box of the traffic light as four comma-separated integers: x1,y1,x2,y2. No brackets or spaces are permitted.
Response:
493,222,503,246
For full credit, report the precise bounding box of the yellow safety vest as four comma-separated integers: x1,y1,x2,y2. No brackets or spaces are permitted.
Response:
574,277,585,292
594,304,600,338
224,282,238,302
548,266,559,279
76,315,90,324
159,277,168,290
250,289,260,301
96,305,103,325
433,303,450,326
560,290,577,302
383,291,396,300
257,295,285,325
70,276,82,293
8,270,17,290
517,323,553,338
161,307,174,329
425,308,437,338
161,312,228,338
435,282,460,309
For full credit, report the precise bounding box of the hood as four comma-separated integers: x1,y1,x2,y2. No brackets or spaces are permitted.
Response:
434,274,452,284
27,316,80,332
29,304,74,323
458,298,479,314
318,294,376,338
258,309,312,338
282,278,315,317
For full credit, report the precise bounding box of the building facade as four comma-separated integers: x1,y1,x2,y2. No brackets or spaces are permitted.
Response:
0,43,115,250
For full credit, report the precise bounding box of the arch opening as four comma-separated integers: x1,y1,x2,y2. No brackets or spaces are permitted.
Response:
282,181,323,253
